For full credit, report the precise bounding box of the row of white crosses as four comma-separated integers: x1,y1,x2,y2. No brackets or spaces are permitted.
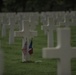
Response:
40,11,76,75
0,13,16,45
0,13,75,75
57,11,76,27
0,12,39,45
0,12,39,73
0,11,75,45
0,11,76,37
40,11,76,47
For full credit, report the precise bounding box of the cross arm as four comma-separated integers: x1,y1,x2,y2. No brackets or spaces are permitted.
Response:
42,47,60,59
29,30,37,38
14,31,24,37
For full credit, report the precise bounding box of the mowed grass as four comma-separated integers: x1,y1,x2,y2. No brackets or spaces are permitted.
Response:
0,23,76,75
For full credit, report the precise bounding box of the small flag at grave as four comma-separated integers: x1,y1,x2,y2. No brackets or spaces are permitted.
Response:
29,39,33,55
22,40,27,55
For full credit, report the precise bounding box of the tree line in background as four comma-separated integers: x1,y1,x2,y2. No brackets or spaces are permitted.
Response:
0,0,76,12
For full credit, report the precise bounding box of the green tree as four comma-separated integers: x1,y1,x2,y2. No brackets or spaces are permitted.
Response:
0,0,4,12
2,0,76,12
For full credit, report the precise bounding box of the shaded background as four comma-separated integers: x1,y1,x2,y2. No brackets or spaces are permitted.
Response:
0,0,76,12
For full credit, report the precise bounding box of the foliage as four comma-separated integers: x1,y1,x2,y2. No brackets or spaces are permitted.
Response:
0,0,76,12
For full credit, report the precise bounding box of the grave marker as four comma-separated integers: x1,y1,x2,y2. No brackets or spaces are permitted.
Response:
1,13,9,37
42,28,76,75
41,17,57,47
8,13,16,44
16,13,23,30
14,20,37,62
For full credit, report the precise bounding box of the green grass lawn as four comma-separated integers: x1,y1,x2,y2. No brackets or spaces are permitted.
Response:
0,23,76,75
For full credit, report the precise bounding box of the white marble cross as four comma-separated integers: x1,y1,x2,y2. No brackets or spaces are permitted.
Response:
41,17,57,47
8,13,16,44
16,13,23,30
1,23,6,37
1,13,9,37
42,28,76,75
14,20,37,62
